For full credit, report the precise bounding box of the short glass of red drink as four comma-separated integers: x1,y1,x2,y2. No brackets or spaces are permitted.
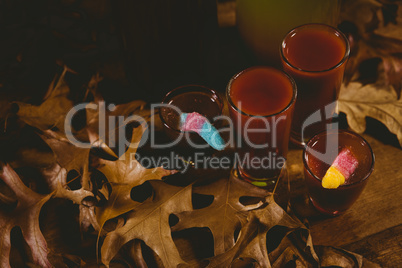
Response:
303,130,375,216
281,23,350,147
226,66,297,189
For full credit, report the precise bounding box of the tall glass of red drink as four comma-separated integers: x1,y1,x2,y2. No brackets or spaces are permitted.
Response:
281,23,350,147
303,130,375,216
226,66,297,188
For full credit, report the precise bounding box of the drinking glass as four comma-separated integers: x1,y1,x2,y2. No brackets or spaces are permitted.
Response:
281,23,350,147
226,66,296,189
303,130,375,216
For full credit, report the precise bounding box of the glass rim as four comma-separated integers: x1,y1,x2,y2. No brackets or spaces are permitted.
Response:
303,129,375,188
159,84,224,134
226,66,297,118
280,23,351,73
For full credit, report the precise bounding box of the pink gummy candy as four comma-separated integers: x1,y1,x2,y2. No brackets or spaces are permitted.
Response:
332,148,358,180
181,112,207,132
180,112,226,151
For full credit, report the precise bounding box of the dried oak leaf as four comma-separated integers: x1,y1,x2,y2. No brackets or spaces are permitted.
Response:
338,82,402,146
172,173,268,256
340,0,383,38
41,163,93,205
14,66,74,132
338,0,402,145
343,34,402,90
0,164,52,268
101,181,192,268
341,0,402,86
38,129,98,231
39,130,93,203
340,0,402,82
86,92,151,158
207,195,318,268
95,124,176,231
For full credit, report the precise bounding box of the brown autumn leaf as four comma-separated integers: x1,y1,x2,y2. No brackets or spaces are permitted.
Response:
339,82,402,146
37,128,98,231
268,234,317,268
0,164,52,268
101,181,193,268
14,66,74,133
172,173,268,256
206,195,318,267
85,76,152,157
206,194,377,268
41,163,93,205
339,0,402,144
39,130,93,202
95,124,177,232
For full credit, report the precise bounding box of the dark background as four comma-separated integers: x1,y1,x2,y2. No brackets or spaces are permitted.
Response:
0,0,253,105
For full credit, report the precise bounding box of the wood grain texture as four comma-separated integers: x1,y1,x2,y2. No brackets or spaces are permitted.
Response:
343,224,402,267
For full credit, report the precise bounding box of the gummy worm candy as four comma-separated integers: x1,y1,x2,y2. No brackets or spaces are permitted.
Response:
322,148,358,189
180,112,225,151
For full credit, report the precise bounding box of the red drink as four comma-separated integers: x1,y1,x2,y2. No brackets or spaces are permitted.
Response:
303,130,375,215
229,68,294,116
281,24,350,146
227,66,296,186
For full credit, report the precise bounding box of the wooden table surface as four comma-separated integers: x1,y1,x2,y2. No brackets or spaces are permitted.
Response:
287,132,402,267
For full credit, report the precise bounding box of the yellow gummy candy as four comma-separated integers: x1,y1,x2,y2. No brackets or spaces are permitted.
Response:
322,166,345,189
